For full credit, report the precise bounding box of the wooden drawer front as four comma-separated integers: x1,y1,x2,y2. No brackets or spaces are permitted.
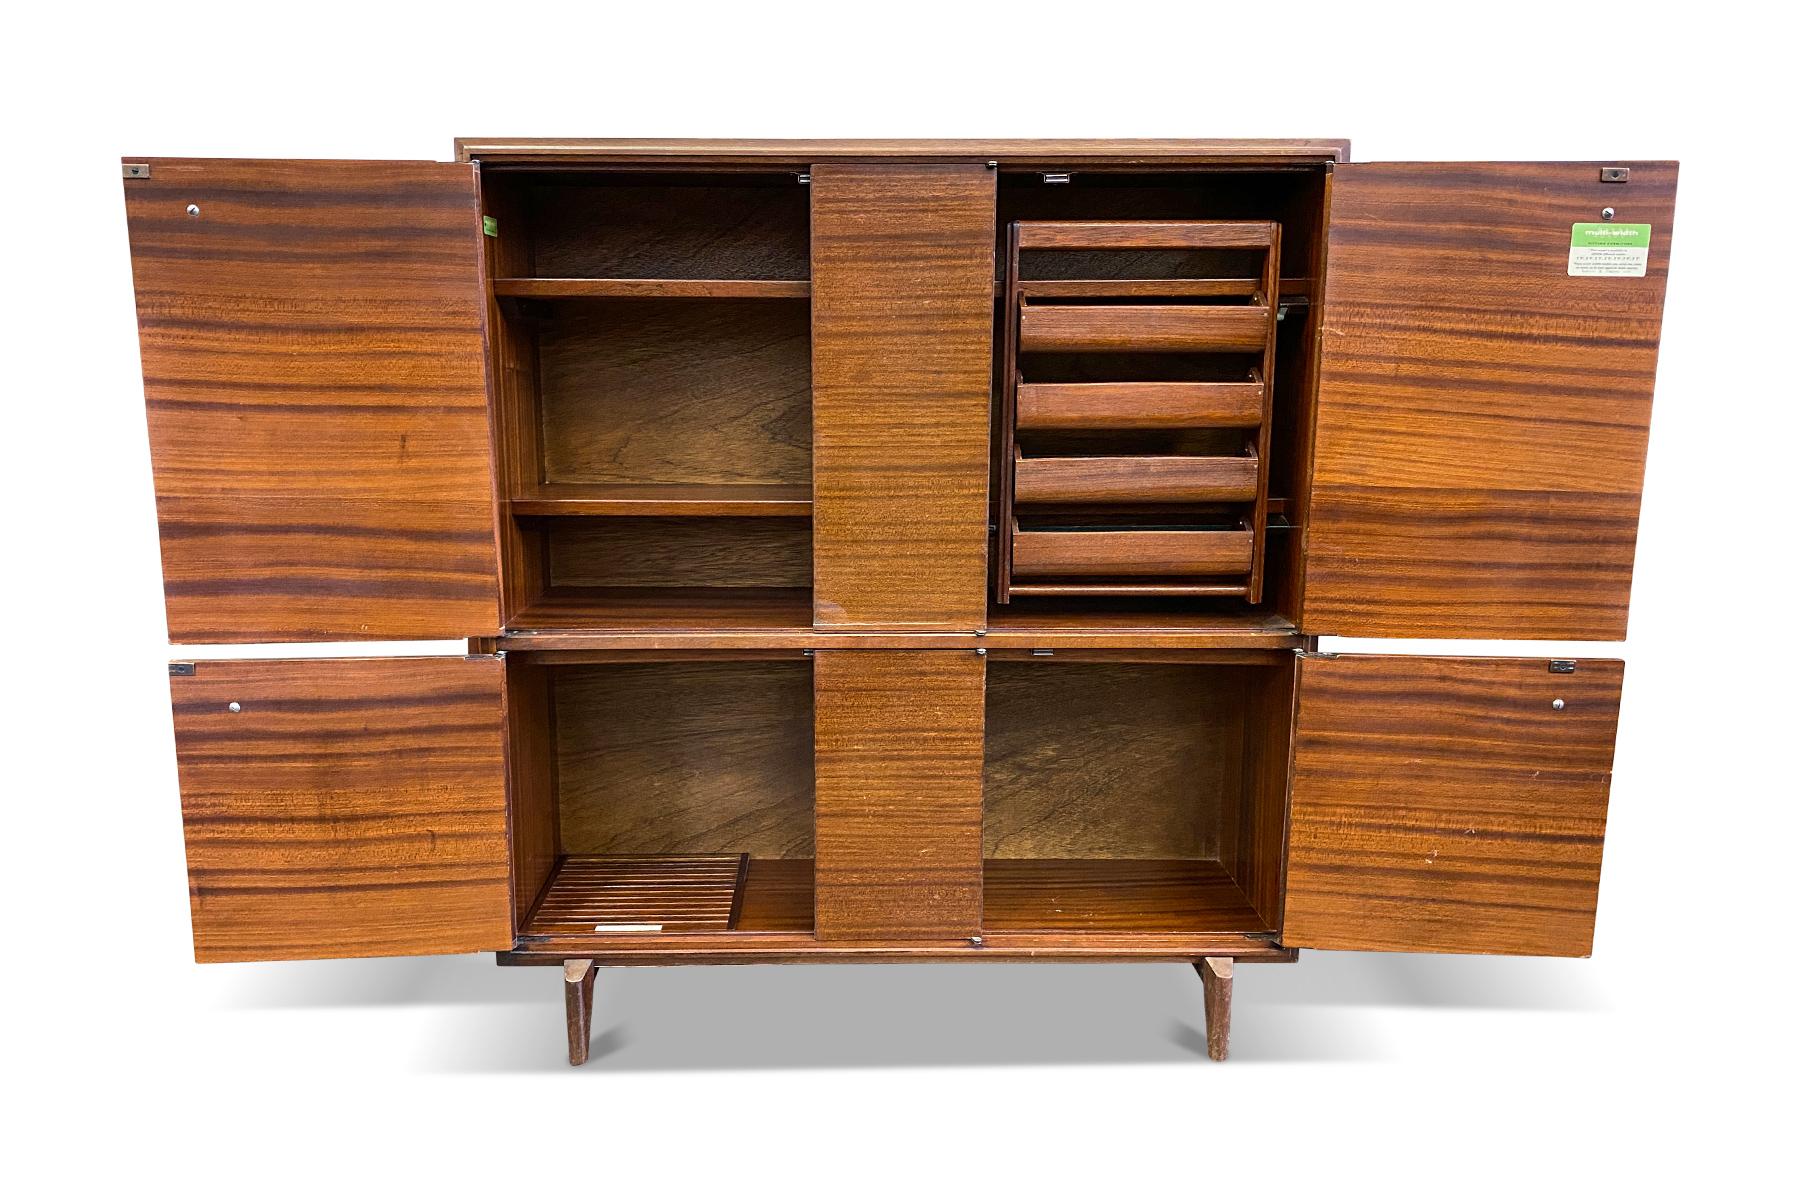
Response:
814,651,985,941
1019,304,1270,353
1011,527,1253,578
171,656,511,962
1015,455,1258,505
1016,381,1264,431
1284,655,1622,957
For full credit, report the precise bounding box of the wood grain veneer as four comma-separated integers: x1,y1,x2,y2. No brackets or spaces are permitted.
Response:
1283,655,1622,956
537,298,811,488
169,656,511,961
1019,304,1271,353
524,175,809,280
1302,161,1678,639
1010,526,1253,578
1016,380,1264,430
814,651,986,940
810,164,996,630
981,860,1267,934
983,661,1243,860
126,159,503,642
553,661,815,858
1014,454,1259,504
543,516,811,590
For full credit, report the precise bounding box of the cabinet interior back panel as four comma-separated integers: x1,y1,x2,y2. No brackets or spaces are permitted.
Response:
553,662,815,858
983,662,1242,860
537,299,812,487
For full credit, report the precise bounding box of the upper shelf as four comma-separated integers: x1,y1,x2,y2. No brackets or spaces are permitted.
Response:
510,482,813,517
493,278,810,299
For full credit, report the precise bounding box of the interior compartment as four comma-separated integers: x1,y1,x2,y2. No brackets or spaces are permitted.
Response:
990,169,1328,629
509,656,816,942
507,515,812,632
982,654,1293,934
482,168,815,631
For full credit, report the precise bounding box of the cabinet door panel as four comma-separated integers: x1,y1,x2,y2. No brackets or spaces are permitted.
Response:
814,651,986,940
810,164,996,630
125,158,501,642
1302,161,1676,639
171,656,511,962
1284,655,1621,957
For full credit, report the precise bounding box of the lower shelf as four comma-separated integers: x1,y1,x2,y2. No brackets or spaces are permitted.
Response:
523,855,814,939
520,857,1266,943
982,859,1269,935
508,587,813,633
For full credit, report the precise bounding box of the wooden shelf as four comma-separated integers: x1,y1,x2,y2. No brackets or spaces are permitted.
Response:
1015,221,1276,250
980,609,1299,648
510,482,812,517
1019,303,1271,354
508,587,814,634
1014,453,1259,505
1018,278,1261,299
494,277,810,299
982,859,1268,934
1011,524,1254,579
522,855,814,940
1016,380,1264,431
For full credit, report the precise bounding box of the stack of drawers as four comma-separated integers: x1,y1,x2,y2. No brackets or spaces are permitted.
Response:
995,220,1282,602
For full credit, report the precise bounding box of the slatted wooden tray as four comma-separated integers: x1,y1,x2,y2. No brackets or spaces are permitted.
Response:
524,854,749,935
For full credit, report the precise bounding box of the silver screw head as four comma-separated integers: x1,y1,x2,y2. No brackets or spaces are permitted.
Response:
1552,698,1566,711
1600,207,1615,221
227,701,241,713
186,203,200,216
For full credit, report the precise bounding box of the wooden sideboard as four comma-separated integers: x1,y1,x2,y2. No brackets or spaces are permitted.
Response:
124,139,1675,1064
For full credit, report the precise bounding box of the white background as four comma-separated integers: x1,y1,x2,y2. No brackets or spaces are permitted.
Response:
4,2,1795,1196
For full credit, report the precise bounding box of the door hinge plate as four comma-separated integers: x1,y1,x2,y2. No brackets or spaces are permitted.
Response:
1600,167,1630,183
123,162,151,179
169,662,196,676
1549,659,1577,674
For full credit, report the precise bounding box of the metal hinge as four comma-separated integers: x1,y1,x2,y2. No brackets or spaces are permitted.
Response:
1600,167,1630,183
123,162,151,179
1549,659,1577,674
169,662,196,676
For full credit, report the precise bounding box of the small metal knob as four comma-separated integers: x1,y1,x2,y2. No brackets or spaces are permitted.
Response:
187,204,200,216
1600,207,1615,221
968,935,984,948
227,701,241,713
1552,698,1566,711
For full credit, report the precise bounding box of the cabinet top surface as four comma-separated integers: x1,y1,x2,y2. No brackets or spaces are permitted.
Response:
453,137,1352,165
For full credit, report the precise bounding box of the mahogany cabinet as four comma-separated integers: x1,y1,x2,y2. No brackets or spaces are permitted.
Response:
125,139,1675,1063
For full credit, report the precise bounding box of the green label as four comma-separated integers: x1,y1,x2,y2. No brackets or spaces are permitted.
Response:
1570,223,1650,248
1568,222,1650,277
482,215,499,237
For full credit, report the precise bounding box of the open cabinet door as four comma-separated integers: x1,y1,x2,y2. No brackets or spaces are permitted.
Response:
124,159,501,642
171,656,512,962
1283,654,1622,956
1301,162,1676,639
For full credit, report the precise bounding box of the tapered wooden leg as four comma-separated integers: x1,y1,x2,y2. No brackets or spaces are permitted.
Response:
1196,957,1233,1061
564,959,598,1066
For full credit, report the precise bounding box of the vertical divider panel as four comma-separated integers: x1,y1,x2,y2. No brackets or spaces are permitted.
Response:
810,164,997,630
814,651,986,941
